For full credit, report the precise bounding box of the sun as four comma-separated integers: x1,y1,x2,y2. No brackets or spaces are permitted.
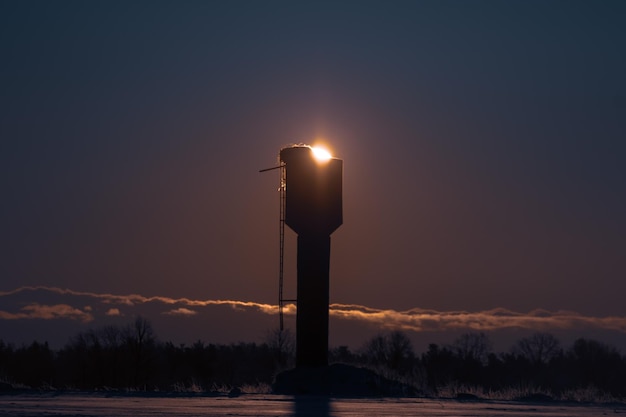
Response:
311,146,332,162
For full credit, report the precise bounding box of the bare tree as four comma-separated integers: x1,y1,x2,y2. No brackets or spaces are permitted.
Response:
364,334,388,365
387,331,415,371
123,316,156,386
363,331,415,374
515,332,561,365
265,328,294,369
100,325,122,350
452,332,492,364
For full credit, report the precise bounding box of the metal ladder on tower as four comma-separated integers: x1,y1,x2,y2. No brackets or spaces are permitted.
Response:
278,163,286,331
260,161,294,332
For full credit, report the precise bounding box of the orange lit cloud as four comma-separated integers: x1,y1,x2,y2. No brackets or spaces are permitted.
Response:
164,308,197,316
105,308,122,316
327,304,626,333
0,303,93,323
0,286,279,313
2,286,626,334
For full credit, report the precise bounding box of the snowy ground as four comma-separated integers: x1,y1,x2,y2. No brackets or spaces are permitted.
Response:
0,393,624,417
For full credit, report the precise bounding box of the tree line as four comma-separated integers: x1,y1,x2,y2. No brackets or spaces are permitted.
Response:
1,317,626,399
349,331,626,399
0,317,291,391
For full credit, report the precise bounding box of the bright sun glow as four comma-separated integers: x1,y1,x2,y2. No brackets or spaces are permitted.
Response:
311,146,332,162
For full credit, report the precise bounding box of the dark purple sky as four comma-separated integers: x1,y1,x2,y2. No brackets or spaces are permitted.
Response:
1,0,625,352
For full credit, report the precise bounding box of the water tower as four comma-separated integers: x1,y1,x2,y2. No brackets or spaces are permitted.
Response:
263,145,343,368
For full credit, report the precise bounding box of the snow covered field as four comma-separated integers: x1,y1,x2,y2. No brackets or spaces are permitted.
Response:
0,394,624,417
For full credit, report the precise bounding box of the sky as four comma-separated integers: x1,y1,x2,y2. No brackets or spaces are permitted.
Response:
1,0,625,353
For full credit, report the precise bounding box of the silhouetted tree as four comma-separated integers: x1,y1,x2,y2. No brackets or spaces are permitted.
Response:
387,331,415,373
567,338,625,394
452,332,492,365
13,341,54,388
421,343,457,390
99,325,124,386
0,340,14,380
329,345,357,364
123,316,156,387
57,324,129,388
364,334,388,365
514,332,561,366
264,328,295,370
363,331,416,376
447,332,492,385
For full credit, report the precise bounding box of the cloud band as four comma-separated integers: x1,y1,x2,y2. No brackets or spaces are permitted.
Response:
1,286,626,334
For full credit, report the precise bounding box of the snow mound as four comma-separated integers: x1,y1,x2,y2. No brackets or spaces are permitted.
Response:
273,363,417,397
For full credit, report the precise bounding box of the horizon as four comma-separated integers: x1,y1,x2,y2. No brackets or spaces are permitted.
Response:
3,285,626,355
